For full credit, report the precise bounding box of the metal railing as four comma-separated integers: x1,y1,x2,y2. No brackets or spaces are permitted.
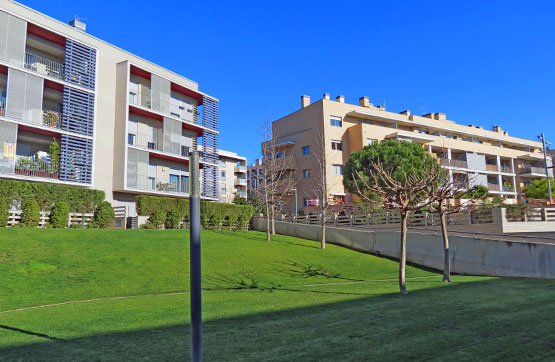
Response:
502,185,515,192
500,165,513,173
129,90,198,124
24,52,65,81
130,133,161,151
136,174,189,195
14,155,58,179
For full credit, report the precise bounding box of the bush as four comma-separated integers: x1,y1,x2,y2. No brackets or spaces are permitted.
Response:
21,199,40,227
93,201,115,228
137,195,190,217
165,210,184,229
140,222,158,229
0,198,9,227
0,179,104,212
50,201,69,228
69,223,82,229
148,210,166,229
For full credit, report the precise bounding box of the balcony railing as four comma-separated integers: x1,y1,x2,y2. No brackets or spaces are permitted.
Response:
136,174,189,194
520,166,546,175
487,183,500,192
485,164,499,172
502,185,515,193
131,133,161,151
129,90,199,124
235,165,247,172
439,158,467,169
14,155,58,179
24,52,65,81
500,165,513,173
234,178,247,185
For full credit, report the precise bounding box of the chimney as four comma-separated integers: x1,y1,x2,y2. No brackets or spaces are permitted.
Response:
434,112,447,121
323,93,330,100
492,125,503,134
69,18,87,32
336,95,344,103
423,113,434,119
301,95,310,108
399,110,411,116
359,96,370,108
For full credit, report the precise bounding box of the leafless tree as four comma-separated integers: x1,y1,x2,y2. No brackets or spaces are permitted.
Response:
255,118,297,241
350,160,442,294
429,171,487,282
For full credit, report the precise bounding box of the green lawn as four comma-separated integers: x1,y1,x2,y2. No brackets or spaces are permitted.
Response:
1,229,554,361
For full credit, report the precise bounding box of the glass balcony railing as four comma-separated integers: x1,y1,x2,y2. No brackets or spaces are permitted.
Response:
24,52,65,81
234,178,247,185
234,165,247,172
136,174,190,195
129,89,199,124
520,166,546,175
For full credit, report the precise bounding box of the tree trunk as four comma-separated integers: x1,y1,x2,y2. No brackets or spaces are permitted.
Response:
265,205,271,241
440,210,451,282
321,211,326,249
271,209,275,235
399,212,408,295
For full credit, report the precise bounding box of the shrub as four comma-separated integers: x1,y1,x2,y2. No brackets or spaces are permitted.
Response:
0,198,9,227
69,223,82,229
165,210,184,229
93,201,115,228
50,201,69,228
148,210,166,229
140,222,158,229
21,199,40,227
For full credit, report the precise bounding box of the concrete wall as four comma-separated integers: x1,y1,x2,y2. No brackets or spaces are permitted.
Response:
252,218,555,279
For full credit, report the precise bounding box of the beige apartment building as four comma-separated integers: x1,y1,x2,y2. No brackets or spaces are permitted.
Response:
0,1,221,221
270,94,553,214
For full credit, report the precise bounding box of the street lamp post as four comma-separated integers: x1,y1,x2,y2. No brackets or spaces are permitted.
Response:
189,151,202,362
538,133,553,204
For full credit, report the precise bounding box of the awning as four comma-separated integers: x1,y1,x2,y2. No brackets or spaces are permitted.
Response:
385,131,435,144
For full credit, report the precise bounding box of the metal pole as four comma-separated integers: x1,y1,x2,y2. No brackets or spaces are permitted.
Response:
540,133,553,204
189,151,202,362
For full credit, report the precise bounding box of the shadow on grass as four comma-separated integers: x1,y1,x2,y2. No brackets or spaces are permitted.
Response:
2,277,555,361
215,230,321,249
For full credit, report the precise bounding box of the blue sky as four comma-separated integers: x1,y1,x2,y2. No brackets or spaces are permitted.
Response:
19,0,555,162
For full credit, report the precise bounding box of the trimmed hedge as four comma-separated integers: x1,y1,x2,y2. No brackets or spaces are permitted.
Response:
91,201,115,229
50,201,69,228
0,198,9,227
136,195,254,229
0,179,104,212
22,199,40,227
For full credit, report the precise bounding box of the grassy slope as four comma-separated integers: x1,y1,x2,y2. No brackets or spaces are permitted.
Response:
0,229,554,361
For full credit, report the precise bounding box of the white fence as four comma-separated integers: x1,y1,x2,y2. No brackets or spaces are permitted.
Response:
7,210,93,228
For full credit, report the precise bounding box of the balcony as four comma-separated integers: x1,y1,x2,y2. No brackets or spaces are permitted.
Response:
439,158,467,169
14,155,58,180
234,165,247,172
24,52,65,81
487,183,500,192
237,191,247,198
500,165,513,173
520,166,549,177
485,164,499,172
502,185,516,193
129,90,199,124
234,178,247,186
136,174,190,195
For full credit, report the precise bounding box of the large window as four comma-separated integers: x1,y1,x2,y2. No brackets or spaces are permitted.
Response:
366,138,377,146
147,177,155,190
302,146,310,155
330,117,342,127
302,169,310,179
331,140,342,151
128,133,136,146
332,165,344,175
181,175,189,193
221,170,226,181
169,174,179,192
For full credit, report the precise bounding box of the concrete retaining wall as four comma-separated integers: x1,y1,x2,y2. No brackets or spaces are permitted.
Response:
253,218,555,279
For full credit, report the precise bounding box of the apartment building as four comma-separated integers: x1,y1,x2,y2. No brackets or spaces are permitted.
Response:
0,1,219,218
199,147,247,202
269,94,553,213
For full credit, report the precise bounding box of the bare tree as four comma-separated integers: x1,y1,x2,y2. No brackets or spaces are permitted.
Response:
255,117,297,241
429,171,487,282
349,159,441,294
304,131,339,249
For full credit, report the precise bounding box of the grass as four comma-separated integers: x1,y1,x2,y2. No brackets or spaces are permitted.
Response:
0,229,554,361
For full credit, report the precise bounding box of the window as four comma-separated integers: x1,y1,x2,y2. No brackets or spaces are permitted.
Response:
276,152,283,158
330,117,342,127
221,186,227,194
148,142,156,150
181,176,189,193
302,169,310,179
303,198,319,207
129,92,137,105
332,165,344,175
147,177,155,190
128,133,136,145
169,174,179,192
220,160,226,167
170,112,180,118
331,140,342,151
414,129,430,134
366,138,377,146
302,146,310,155
221,170,226,181
181,146,190,156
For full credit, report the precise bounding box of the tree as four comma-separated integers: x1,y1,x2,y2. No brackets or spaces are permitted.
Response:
50,201,70,228
523,177,554,200
429,171,488,282
49,138,60,174
233,194,248,205
344,140,441,294
256,118,298,241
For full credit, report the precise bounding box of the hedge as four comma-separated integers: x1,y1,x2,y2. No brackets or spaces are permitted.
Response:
22,199,40,227
136,195,254,229
0,179,105,212
91,201,115,228
50,201,69,228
